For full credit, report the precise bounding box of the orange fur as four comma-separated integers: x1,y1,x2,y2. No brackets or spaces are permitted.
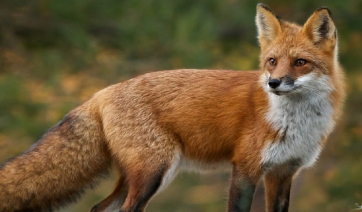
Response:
0,4,345,212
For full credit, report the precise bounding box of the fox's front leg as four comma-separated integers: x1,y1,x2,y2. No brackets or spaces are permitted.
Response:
227,165,259,212
264,163,299,212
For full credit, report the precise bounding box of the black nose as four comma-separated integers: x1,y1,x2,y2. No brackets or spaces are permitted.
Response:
268,78,281,89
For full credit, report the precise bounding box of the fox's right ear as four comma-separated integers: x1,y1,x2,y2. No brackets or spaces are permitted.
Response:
255,4,282,48
302,7,336,46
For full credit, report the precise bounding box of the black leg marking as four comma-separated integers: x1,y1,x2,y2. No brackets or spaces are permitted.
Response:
121,166,167,212
228,166,257,212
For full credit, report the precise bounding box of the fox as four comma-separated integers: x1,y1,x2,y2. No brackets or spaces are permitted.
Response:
0,3,345,212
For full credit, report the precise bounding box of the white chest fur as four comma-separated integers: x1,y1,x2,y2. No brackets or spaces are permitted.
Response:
261,74,335,168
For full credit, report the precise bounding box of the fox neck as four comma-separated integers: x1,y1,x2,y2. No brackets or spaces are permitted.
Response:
261,73,335,168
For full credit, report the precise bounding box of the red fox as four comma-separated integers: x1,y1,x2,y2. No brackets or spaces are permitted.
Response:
0,4,344,212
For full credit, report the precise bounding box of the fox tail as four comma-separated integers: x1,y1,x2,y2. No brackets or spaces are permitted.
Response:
0,101,111,212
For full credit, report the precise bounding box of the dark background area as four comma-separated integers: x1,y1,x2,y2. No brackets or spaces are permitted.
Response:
0,0,361,211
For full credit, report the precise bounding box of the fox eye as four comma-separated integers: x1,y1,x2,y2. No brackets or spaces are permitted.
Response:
295,59,307,66
269,58,277,66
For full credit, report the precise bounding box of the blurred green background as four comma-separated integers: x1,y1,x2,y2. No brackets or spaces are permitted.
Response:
0,0,361,211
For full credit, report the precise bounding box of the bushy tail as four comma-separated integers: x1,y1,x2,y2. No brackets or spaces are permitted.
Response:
0,102,112,212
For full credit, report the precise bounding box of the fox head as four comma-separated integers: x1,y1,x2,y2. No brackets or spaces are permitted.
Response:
256,4,338,96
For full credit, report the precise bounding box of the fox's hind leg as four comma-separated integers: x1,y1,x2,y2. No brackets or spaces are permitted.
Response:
99,105,182,211
119,149,181,212
120,166,167,212
89,148,180,212
89,175,128,212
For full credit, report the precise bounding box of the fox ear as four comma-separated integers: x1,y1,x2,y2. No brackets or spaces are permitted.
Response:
302,7,336,45
255,4,282,47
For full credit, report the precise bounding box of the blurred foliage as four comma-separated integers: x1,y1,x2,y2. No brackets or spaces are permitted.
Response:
0,0,362,211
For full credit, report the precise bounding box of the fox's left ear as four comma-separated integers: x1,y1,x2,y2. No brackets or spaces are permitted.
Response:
302,7,337,46
255,4,282,48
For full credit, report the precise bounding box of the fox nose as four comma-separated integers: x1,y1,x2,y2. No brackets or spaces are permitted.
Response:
268,78,281,89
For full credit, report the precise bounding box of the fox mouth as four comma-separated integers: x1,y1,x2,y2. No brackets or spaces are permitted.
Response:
267,83,303,95
271,90,290,96
269,85,302,96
